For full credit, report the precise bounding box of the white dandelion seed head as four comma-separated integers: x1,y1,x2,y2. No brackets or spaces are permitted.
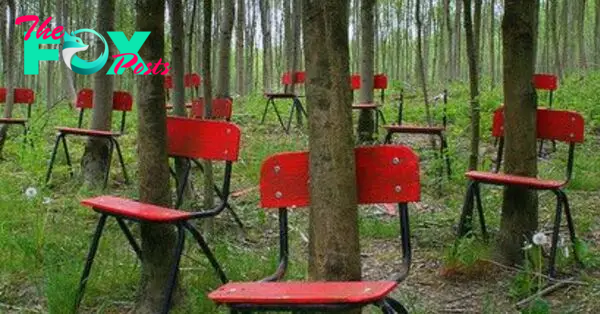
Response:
25,187,38,199
532,232,549,246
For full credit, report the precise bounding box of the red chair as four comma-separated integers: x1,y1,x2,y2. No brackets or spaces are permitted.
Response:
208,145,419,313
45,89,132,188
166,116,244,228
190,97,233,121
457,107,584,277
0,87,35,137
261,71,307,134
383,89,451,179
533,73,559,155
165,73,202,111
75,118,241,313
350,74,388,134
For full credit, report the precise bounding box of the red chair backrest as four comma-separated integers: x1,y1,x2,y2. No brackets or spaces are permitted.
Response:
76,89,133,111
0,88,35,105
492,107,584,143
350,74,361,90
166,116,241,161
374,74,388,90
260,145,420,208
191,98,233,121
281,71,306,85
164,73,202,89
532,73,558,91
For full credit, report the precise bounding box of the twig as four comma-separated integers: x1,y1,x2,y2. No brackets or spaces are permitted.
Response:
480,259,587,285
515,280,571,309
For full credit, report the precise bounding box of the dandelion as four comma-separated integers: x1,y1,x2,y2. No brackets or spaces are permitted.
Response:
532,232,549,246
25,187,38,199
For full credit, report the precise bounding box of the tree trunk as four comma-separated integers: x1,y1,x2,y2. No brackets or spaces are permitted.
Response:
81,0,116,189
259,0,272,92
499,0,539,265
291,0,303,125
464,0,481,171
0,0,16,156
202,0,216,227
551,0,561,77
187,0,198,98
595,0,600,68
576,0,587,69
490,0,496,87
135,1,178,312
58,0,76,107
216,0,234,98
559,0,569,74
303,0,361,296
235,0,245,96
357,0,376,142
416,0,435,149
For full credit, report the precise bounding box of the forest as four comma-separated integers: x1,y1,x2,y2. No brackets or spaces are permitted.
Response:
0,0,599,313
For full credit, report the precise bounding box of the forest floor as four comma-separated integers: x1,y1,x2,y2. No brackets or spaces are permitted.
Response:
1,75,600,313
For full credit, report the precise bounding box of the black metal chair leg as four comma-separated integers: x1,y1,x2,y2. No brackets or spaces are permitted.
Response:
183,222,228,284
440,134,451,178
260,98,272,124
75,214,108,311
271,100,288,134
457,181,476,237
558,189,582,266
61,135,74,178
212,185,244,229
104,138,115,189
45,133,63,184
286,100,296,133
383,297,409,314
384,131,393,144
175,159,192,209
549,189,564,278
473,183,487,239
112,138,129,184
115,218,142,260
161,224,186,314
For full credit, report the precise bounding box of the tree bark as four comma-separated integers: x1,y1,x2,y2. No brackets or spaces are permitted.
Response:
0,0,16,156
551,0,561,77
464,0,481,171
416,0,435,149
576,0,587,69
490,0,496,87
235,0,245,96
58,0,76,106
81,0,116,189
303,0,361,298
202,0,216,226
215,0,234,98
259,0,272,91
357,0,376,142
499,0,539,265
134,1,177,312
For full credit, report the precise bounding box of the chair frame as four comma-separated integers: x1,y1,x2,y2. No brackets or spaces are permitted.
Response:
457,107,584,277
209,145,420,313
45,89,131,188
383,89,451,180
260,71,308,134
534,73,559,155
0,87,35,139
75,118,242,314
351,74,389,135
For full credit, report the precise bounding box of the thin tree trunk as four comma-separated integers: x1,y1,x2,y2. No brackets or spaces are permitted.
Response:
416,0,435,149
215,0,234,98
576,0,587,69
499,0,539,265
490,0,496,87
303,2,360,300
235,0,244,96
187,0,197,99
135,1,178,313
202,0,216,228
259,0,272,92
551,0,561,77
0,0,16,156
58,0,76,107
464,0,481,171
81,0,116,189
357,0,376,142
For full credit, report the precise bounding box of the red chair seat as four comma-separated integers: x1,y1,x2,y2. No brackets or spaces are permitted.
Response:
383,124,445,134
264,93,298,99
352,103,379,110
0,118,27,124
466,171,564,190
81,196,193,223
209,281,398,305
57,127,121,137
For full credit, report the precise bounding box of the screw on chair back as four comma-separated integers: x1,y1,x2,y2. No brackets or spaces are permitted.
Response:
190,98,233,121
533,73,558,108
491,107,584,180
75,89,133,133
0,87,35,119
259,145,420,282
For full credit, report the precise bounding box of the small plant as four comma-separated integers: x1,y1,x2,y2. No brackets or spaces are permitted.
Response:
441,235,492,278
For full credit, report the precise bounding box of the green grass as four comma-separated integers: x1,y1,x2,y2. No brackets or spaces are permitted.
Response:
1,74,600,313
